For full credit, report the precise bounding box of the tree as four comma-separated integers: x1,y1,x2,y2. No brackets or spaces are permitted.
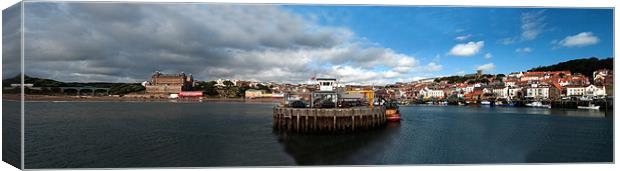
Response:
528,57,612,81
256,84,272,93
109,83,145,95
195,81,219,96
223,80,234,87
559,73,566,78
237,85,251,97
496,74,506,81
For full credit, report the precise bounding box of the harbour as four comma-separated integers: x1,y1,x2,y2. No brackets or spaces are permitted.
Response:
0,3,615,169
15,101,612,168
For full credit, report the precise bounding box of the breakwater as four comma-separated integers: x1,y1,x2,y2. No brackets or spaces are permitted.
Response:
272,107,386,133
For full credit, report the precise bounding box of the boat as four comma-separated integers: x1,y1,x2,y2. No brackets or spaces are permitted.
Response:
496,102,515,107
526,101,551,108
577,103,600,110
480,101,491,105
384,101,401,122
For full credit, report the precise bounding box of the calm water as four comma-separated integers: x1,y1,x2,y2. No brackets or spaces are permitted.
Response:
16,101,613,168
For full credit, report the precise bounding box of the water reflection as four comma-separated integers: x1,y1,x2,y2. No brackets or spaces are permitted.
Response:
275,122,401,165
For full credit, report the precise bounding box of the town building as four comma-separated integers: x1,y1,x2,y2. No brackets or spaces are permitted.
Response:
145,72,194,94
593,69,613,86
526,84,550,99
566,86,585,97
418,87,445,99
245,89,267,99
317,78,337,92
584,85,606,97
508,87,523,99
493,87,509,99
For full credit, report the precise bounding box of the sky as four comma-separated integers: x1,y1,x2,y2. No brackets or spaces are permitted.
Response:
2,2,614,85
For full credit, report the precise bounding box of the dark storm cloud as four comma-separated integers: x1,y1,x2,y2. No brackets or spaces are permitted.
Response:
22,2,425,84
2,3,21,79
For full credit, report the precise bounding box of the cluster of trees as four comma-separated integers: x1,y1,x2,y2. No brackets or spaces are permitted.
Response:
2,75,145,95
193,80,273,98
528,57,613,80
434,74,503,84
109,83,145,95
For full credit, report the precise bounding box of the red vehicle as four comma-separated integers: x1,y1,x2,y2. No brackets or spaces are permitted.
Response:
179,91,203,97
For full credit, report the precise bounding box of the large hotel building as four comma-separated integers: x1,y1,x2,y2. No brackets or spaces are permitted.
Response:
144,72,194,94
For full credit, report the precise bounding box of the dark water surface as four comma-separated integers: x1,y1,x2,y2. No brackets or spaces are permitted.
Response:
20,102,613,168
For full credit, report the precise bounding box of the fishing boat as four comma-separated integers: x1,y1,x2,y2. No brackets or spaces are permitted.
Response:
526,101,551,108
577,103,600,110
480,101,491,105
384,101,401,122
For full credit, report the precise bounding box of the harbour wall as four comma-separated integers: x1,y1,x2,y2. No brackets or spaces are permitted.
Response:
273,107,386,133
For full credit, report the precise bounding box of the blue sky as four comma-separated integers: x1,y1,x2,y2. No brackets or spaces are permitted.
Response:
285,6,613,76
12,3,614,84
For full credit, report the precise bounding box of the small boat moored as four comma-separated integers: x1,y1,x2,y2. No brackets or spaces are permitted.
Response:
526,101,551,108
577,103,600,110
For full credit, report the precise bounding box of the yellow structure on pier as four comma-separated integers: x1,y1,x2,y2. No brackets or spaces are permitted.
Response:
345,90,375,107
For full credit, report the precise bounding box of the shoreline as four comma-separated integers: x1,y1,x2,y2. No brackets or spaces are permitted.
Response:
1,94,281,104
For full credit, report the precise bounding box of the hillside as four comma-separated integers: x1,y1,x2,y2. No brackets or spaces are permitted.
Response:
528,57,613,77
2,75,144,95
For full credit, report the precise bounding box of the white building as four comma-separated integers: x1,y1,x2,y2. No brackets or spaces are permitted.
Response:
463,85,475,94
482,87,493,94
419,87,445,99
593,69,610,81
316,78,336,92
584,85,606,97
493,87,509,99
526,85,550,99
427,89,445,98
508,72,524,79
566,86,585,96
508,87,522,99
215,79,239,87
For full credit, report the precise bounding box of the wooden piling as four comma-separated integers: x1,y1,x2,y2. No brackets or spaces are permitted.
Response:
273,106,387,133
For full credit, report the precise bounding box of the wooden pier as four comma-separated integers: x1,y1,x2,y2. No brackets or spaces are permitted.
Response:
273,107,387,133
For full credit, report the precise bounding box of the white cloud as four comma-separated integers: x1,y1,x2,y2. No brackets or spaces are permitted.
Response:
499,10,546,45
499,38,517,45
520,10,546,40
484,53,492,59
448,41,485,56
558,32,600,47
515,47,533,53
476,63,495,71
455,34,472,41
424,62,443,72
433,54,441,62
